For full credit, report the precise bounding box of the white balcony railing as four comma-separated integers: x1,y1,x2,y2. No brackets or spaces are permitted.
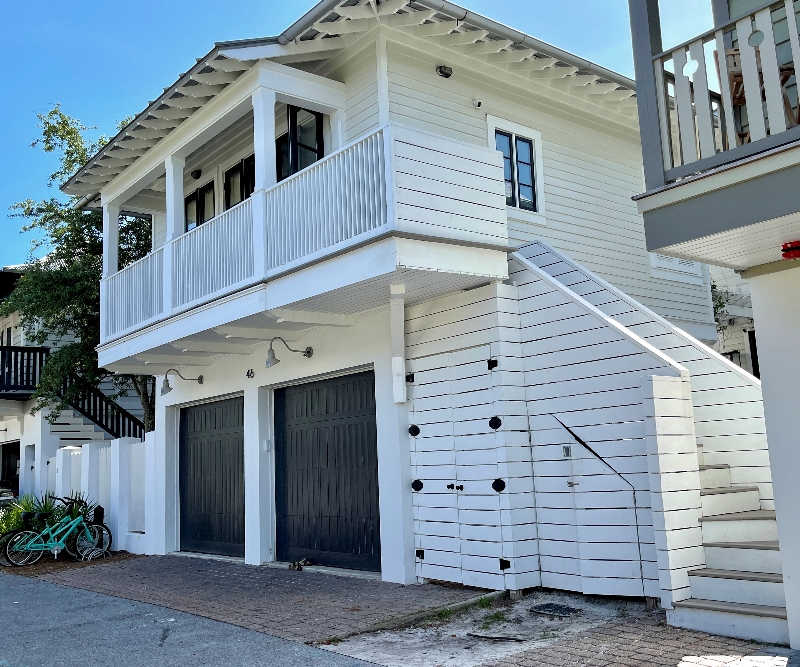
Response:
173,197,254,309
104,247,164,337
101,124,506,342
654,0,800,179
265,129,387,271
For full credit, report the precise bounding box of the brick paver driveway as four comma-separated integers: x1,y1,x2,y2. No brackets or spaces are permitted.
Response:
40,555,481,644
481,613,800,667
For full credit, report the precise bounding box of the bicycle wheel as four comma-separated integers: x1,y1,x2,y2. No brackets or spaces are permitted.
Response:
0,531,16,567
5,530,44,566
75,524,99,560
90,524,113,554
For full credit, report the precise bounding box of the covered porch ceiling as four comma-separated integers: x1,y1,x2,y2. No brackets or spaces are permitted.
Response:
61,0,638,203
102,264,495,376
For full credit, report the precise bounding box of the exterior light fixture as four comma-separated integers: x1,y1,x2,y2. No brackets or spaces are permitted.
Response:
436,65,453,78
190,169,202,180
265,337,313,369
161,368,204,395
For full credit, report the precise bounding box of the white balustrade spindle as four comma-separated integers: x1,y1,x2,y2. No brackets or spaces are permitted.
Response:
265,129,388,270
103,247,164,338
171,197,254,309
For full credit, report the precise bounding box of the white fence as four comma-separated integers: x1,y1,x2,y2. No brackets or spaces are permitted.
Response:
655,0,800,176
100,123,506,341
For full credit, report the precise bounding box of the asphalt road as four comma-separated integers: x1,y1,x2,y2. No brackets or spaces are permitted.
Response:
0,573,372,667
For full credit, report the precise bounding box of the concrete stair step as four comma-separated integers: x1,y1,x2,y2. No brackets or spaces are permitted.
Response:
699,464,730,489
700,486,760,516
688,568,785,608
704,541,782,574
700,510,778,543
669,599,789,645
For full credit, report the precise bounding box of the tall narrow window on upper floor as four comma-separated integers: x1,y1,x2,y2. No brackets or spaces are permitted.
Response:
495,130,537,212
185,180,215,232
276,105,324,182
224,154,256,210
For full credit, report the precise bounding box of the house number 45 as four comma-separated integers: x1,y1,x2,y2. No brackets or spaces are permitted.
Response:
245,369,255,378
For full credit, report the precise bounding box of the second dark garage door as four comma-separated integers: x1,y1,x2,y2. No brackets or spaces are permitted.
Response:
274,371,381,571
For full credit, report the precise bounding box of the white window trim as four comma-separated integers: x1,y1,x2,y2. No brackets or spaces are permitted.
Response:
486,114,547,228
649,252,705,286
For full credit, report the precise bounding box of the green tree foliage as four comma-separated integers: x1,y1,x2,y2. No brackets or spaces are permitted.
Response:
1,105,156,431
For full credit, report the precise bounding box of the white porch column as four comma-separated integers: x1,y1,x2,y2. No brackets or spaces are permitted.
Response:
374,306,415,584
102,203,120,278
34,412,60,495
153,394,180,554
251,88,276,278
244,385,272,565
251,88,277,192
164,155,184,316
164,155,185,241
749,266,800,649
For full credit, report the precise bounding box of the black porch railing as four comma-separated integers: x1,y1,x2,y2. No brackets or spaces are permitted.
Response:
0,346,49,398
62,374,145,440
0,345,145,440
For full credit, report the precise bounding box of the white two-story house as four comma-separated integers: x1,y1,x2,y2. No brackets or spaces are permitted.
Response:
61,0,783,644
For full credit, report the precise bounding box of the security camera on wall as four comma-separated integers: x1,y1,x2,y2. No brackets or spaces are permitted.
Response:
473,99,483,109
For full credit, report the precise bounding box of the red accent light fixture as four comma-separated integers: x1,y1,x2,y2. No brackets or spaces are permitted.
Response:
782,241,800,260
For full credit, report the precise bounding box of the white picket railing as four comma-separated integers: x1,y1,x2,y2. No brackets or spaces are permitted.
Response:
104,247,163,339
655,0,800,177
265,129,388,271
172,197,254,309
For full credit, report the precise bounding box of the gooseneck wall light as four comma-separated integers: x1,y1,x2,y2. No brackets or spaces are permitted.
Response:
265,337,313,368
160,369,204,396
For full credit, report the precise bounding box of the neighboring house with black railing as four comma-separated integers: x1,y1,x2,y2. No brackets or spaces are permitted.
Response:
0,265,144,499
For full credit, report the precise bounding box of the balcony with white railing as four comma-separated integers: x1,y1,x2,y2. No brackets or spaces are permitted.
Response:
652,0,800,182
100,124,507,343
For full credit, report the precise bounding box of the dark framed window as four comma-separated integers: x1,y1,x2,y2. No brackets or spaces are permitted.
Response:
495,130,537,212
276,105,324,182
185,180,215,232
224,154,256,210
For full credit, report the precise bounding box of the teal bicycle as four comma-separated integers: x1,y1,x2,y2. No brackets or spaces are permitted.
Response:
5,495,112,566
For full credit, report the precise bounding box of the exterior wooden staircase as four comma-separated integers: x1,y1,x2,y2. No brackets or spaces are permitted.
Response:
669,444,788,645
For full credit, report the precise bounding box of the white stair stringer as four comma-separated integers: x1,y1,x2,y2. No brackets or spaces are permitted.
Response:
515,242,788,645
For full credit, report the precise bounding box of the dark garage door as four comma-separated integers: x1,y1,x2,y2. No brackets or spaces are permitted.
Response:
179,397,245,557
275,370,381,571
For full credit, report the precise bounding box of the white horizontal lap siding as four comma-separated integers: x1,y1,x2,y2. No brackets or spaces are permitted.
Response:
335,44,380,143
379,37,711,327
386,42,486,146
512,254,685,598
521,242,773,510
407,283,537,590
390,126,507,247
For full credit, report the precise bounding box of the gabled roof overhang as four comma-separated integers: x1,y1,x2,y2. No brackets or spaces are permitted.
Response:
61,0,637,201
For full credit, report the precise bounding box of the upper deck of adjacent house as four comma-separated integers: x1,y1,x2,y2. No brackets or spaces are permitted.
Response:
631,0,800,270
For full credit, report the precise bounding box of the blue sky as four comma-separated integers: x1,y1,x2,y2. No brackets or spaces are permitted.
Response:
0,0,711,268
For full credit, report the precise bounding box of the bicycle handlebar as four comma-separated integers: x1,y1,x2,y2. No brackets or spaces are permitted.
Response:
47,494,88,508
